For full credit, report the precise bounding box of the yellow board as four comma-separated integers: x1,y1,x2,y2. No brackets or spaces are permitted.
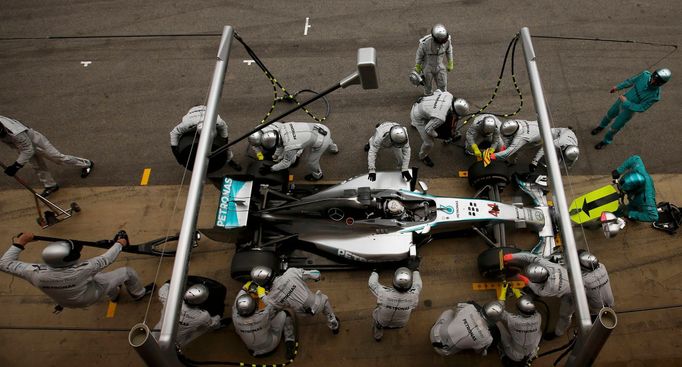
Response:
569,185,621,224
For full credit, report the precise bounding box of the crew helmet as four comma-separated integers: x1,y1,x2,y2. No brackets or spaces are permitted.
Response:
525,263,550,283
261,130,279,150
385,199,406,217
389,125,408,147
562,145,580,165
431,24,449,44
481,116,497,135
248,130,263,146
651,68,672,86
577,249,600,271
408,70,423,87
500,120,519,136
619,172,646,193
517,295,537,316
250,266,273,287
184,284,209,305
393,267,413,292
42,241,81,268
453,98,470,117
601,212,625,239
235,293,257,316
482,301,504,322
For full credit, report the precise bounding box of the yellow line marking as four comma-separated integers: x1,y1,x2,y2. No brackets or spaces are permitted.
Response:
458,171,468,178
106,301,117,318
140,168,152,186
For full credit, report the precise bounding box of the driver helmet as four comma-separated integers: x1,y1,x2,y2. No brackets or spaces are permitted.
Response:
184,284,209,306
619,172,646,193
393,267,413,292
500,120,519,136
481,116,497,135
261,130,279,150
453,98,470,117
235,293,256,317
250,266,273,287
525,263,549,283
42,241,81,268
431,24,449,44
385,199,406,217
388,125,408,147
577,249,600,271
482,301,504,323
517,295,536,316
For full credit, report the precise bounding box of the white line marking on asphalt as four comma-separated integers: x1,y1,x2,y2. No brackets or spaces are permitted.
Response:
81,61,92,67
243,60,255,66
304,17,311,36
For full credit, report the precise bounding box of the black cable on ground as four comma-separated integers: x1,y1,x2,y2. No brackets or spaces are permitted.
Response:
232,32,330,124
177,341,299,367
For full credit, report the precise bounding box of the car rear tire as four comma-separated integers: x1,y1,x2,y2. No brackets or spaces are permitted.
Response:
230,248,279,281
468,160,510,190
477,246,522,279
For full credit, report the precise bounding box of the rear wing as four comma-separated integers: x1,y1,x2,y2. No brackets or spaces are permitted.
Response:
215,178,253,228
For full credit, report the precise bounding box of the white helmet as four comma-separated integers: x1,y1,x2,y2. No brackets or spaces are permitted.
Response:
248,130,263,146
517,295,536,316
578,250,600,271
501,120,519,136
42,241,81,268
393,267,413,291
385,199,406,217
525,263,549,283
453,98,469,117
600,212,625,239
389,125,408,147
481,116,497,135
250,266,273,287
563,145,580,165
184,284,209,305
235,293,256,316
431,24,449,44
408,70,423,86
482,301,504,322
261,130,279,150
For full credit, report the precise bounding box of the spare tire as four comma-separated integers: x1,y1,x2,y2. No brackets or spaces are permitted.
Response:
477,246,523,279
175,132,228,173
230,249,279,282
468,160,510,190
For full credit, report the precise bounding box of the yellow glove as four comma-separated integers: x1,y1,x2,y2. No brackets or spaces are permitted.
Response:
483,149,492,167
256,151,264,161
498,283,509,302
472,144,482,160
447,59,454,72
415,64,423,74
512,287,522,299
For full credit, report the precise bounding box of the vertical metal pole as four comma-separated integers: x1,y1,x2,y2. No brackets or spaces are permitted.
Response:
131,25,234,366
567,308,618,366
519,27,592,335
129,323,168,366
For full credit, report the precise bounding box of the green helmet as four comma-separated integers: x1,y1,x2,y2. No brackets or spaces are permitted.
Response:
652,68,671,86
619,172,645,192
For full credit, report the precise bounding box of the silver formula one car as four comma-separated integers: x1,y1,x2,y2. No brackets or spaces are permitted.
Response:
206,160,566,281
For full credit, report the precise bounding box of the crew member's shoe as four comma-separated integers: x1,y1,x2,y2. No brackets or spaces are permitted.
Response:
285,340,297,360
373,322,383,341
591,127,604,135
81,161,94,178
228,160,243,171
594,141,607,150
40,185,60,198
304,174,323,182
132,283,156,301
364,144,370,152
329,316,340,335
421,156,434,167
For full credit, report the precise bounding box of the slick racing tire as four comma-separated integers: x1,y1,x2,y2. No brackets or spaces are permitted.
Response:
477,246,522,279
230,249,279,282
176,132,227,173
468,160,510,190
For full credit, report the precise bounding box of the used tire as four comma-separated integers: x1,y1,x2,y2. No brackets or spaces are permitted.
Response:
175,132,228,173
230,249,279,281
477,246,522,279
468,160,510,190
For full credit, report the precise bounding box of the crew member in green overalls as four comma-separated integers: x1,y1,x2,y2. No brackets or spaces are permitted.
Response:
612,155,658,222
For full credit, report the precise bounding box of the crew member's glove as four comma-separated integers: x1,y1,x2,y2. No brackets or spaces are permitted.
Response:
218,317,232,329
447,60,454,72
472,144,482,160
427,128,438,138
402,171,412,181
515,274,530,285
4,162,23,176
256,151,265,161
408,256,421,271
611,170,620,180
259,165,272,175
368,172,376,182
498,283,509,302
415,63,423,74
529,163,537,172
503,253,514,264
609,86,617,93
113,230,129,247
